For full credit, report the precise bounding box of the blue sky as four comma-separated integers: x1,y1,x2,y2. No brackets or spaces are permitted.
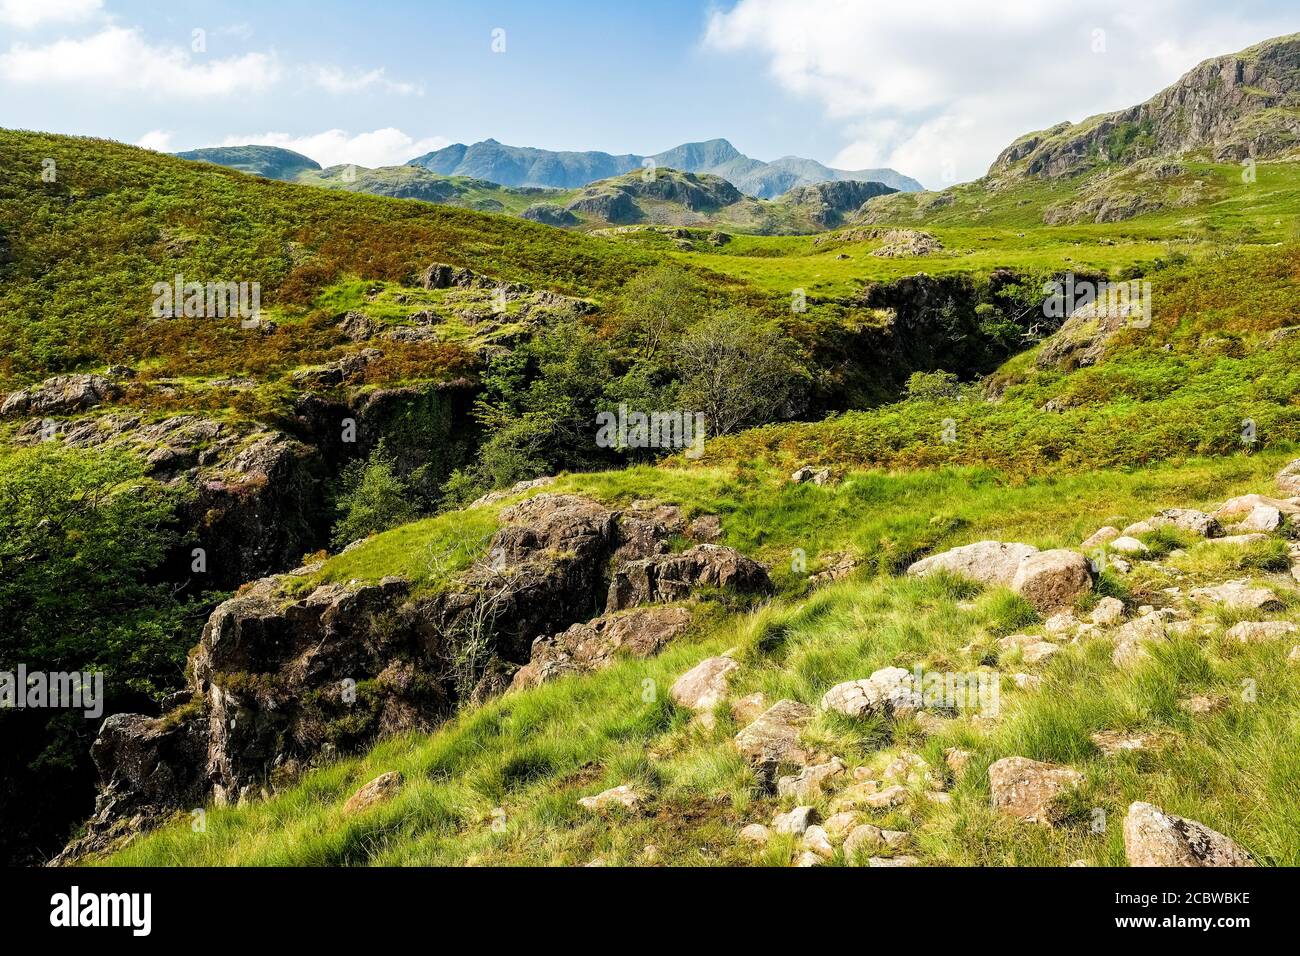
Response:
1,0,1296,187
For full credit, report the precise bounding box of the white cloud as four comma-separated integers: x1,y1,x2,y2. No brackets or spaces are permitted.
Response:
0,26,280,96
311,66,423,96
704,0,1297,187
215,128,451,168
0,0,101,29
135,129,173,152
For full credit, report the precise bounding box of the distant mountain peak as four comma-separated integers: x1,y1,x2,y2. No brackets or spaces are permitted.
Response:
406,138,921,197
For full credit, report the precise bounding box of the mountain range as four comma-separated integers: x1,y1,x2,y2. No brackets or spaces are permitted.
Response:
406,137,923,196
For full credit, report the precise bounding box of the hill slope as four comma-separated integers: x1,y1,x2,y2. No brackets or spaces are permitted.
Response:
173,144,322,180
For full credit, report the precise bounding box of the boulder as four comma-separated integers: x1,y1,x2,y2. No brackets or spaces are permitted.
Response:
739,823,771,844
988,756,1083,825
802,825,835,859
791,466,832,485
1010,549,1093,612
1147,508,1223,538
669,655,739,713
907,541,1039,586
1123,802,1255,867
343,771,403,815
823,812,861,840
685,514,723,543
1112,610,1169,668
607,544,772,612
509,606,692,691
1091,730,1169,755
734,699,812,767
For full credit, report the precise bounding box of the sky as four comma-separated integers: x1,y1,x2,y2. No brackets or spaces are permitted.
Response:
1,0,1296,188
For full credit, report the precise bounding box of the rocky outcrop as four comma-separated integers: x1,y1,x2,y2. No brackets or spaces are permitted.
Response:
1123,802,1255,867
509,606,693,691
606,544,772,612
62,493,771,860
1,373,122,417
909,541,1091,612
17,412,326,589
990,34,1300,180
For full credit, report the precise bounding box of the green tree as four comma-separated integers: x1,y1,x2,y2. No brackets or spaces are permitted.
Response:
331,446,419,549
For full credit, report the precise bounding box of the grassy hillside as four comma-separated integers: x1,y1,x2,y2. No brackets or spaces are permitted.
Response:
102,449,1300,866
0,130,659,389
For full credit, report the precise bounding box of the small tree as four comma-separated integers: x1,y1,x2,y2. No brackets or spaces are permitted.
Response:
616,264,708,358
905,369,961,402
331,447,417,549
674,307,804,436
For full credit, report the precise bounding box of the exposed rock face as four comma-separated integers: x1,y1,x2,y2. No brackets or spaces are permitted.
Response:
510,606,693,691
18,412,326,589
990,34,1300,180
578,784,642,813
1225,620,1298,643
779,180,897,228
521,203,579,227
907,541,1039,586
1,373,122,417
1123,802,1256,867
63,493,771,861
606,544,772,612
988,756,1083,825
1190,580,1282,612
1277,459,1300,496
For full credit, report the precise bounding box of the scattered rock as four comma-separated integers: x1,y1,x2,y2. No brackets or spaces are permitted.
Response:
1090,597,1126,626
823,812,861,840
1011,672,1043,690
945,748,973,778
820,666,927,720
810,552,859,587
1225,620,1298,643
578,784,642,813
1215,494,1299,518
772,805,819,835
730,692,769,725
1123,802,1255,867
988,756,1083,825
868,855,920,867
791,465,832,485
343,771,403,815
1112,610,1169,667
862,785,910,810
777,758,847,801
843,824,885,857
1190,580,1282,611
669,655,739,713
734,699,812,767
802,825,835,859
1277,459,1300,496
1109,536,1149,556
468,476,557,508
1178,694,1228,716
1081,527,1120,550
739,823,771,844
794,850,823,867
1146,508,1223,538
881,753,934,788
1091,730,1168,755
1239,504,1283,533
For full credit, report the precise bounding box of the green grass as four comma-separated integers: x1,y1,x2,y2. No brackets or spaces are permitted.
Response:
102,448,1300,866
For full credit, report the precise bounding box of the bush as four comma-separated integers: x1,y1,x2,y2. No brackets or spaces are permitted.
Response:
331,448,419,549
